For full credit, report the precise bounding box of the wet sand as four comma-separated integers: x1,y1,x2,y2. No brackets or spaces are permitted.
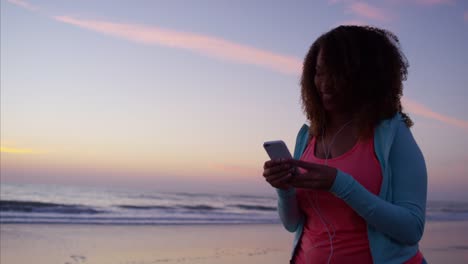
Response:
1,221,467,264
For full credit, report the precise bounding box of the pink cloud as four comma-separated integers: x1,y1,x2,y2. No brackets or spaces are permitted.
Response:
328,0,352,3
464,10,468,22
413,0,454,5
7,1,468,131
348,2,392,22
6,0,39,11
337,20,369,26
402,97,468,130
53,16,302,75
388,0,454,6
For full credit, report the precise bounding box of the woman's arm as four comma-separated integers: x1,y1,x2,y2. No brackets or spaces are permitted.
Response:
331,121,427,245
275,124,309,232
276,188,304,232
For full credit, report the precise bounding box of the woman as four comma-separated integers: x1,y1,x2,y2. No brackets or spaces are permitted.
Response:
262,26,427,263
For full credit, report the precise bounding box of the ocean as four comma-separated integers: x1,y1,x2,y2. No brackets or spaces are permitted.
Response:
1,183,467,225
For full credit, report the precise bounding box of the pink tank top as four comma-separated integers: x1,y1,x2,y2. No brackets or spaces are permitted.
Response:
292,136,423,264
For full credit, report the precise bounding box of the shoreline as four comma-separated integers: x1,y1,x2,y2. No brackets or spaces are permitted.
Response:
0,222,281,226
0,219,467,226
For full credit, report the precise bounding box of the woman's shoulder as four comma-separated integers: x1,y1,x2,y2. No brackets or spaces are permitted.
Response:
296,123,310,139
375,113,406,136
293,124,311,159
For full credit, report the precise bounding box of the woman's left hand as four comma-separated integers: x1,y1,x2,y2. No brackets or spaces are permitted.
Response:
284,159,338,190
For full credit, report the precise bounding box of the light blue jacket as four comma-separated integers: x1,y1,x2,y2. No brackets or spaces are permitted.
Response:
276,113,427,263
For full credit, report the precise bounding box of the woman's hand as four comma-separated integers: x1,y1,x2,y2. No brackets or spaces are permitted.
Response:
284,159,337,190
262,159,294,190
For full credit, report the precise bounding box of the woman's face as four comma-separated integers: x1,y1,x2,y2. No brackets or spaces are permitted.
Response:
314,49,342,113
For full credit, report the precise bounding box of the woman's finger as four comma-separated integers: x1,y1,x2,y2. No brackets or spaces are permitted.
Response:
264,158,288,169
263,160,274,169
263,163,292,177
292,172,322,181
290,176,322,188
290,172,329,189
285,159,320,171
264,169,291,182
269,173,293,187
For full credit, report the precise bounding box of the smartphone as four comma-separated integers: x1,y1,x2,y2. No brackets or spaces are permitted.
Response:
263,140,298,178
263,140,293,160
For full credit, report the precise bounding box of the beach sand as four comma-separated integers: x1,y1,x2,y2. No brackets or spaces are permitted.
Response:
1,221,467,264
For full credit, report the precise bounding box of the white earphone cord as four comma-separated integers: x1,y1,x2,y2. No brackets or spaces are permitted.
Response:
304,120,353,264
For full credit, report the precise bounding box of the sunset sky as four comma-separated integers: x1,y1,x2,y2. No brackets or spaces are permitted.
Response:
1,0,467,200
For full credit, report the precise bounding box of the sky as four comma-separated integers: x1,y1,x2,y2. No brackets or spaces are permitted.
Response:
1,0,467,200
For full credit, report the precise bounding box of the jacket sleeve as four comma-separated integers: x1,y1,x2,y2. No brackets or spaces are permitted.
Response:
276,188,304,232
330,121,427,245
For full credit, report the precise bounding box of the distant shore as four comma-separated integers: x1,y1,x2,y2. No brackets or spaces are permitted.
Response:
1,221,467,264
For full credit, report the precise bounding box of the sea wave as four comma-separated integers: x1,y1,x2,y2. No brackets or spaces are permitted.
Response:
116,205,173,210
232,204,277,211
0,200,103,214
179,205,220,210
2,196,468,225
0,215,278,225
116,204,221,211
426,200,468,221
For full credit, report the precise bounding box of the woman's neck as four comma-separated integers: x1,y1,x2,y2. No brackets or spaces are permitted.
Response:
326,112,354,132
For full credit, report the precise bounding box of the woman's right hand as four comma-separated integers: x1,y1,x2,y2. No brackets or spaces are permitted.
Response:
262,159,294,190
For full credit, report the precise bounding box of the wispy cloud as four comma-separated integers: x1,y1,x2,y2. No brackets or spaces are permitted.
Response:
53,16,302,75
328,0,353,3
335,0,454,24
413,0,454,5
0,146,38,154
6,0,39,11
464,10,468,22
402,98,468,130
337,20,369,26
348,2,392,22
6,0,468,130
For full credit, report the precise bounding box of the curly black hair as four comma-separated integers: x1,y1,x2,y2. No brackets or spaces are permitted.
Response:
301,25,413,138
